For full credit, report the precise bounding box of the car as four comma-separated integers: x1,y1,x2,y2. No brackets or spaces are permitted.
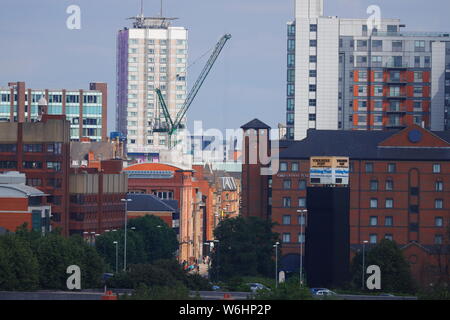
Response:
247,283,270,293
313,289,337,296
211,285,221,291
379,293,395,297
310,288,328,295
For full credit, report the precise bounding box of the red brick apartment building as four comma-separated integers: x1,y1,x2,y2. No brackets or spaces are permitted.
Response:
241,119,450,286
0,115,127,237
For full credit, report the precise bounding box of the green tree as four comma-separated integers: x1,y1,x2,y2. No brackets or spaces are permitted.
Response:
0,234,39,291
96,215,178,271
350,239,416,294
210,216,279,281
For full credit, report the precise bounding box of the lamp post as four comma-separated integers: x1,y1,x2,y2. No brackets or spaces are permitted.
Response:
273,241,280,288
362,240,368,290
297,209,307,286
113,241,118,274
213,240,220,282
121,198,132,272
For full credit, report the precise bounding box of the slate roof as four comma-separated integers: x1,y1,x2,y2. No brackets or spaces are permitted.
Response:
241,119,271,130
280,129,450,161
127,194,177,212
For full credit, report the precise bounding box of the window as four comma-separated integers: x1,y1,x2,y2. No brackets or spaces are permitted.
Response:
299,180,306,190
387,163,396,173
280,162,288,172
291,162,299,172
309,56,317,63
370,198,378,208
385,234,393,241
287,84,295,96
385,216,393,226
310,40,317,47
370,216,378,226
392,41,402,51
283,180,292,189
23,144,43,153
309,114,316,121
287,69,295,82
436,181,444,192
369,234,378,244
310,24,317,32
435,217,444,227
365,163,374,173
414,72,423,82
282,215,291,225
47,162,61,171
22,161,42,169
282,197,291,208
435,199,443,209
309,85,316,92
433,164,441,173
287,99,294,111
309,99,316,106
288,54,295,67
385,199,394,209
298,215,306,226
385,180,394,191
283,233,291,243
370,180,379,191
0,144,16,153
435,235,443,245
298,233,305,244
414,86,423,97
298,198,306,208
415,40,426,52
310,70,317,77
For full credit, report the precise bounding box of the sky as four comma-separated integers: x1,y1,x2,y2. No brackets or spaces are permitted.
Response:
1,0,450,135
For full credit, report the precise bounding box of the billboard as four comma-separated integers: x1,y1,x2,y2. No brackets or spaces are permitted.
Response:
310,157,349,185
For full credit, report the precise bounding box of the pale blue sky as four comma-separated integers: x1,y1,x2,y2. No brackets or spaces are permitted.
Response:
1,0,450,134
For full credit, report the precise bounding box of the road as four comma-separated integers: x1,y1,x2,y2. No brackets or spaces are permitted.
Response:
0,290,417,300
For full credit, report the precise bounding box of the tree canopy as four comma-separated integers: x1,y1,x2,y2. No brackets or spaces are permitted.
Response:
210,216,279,281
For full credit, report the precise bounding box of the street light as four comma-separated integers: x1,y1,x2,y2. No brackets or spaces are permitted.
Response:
273,241,280,289
362,240,369,290
113,241,118,274
297,209,307,287
121,198,132,272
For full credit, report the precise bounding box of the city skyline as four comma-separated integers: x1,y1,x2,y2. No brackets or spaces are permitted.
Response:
1,0,450,134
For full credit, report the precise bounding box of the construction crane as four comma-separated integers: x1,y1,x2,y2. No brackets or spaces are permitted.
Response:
155,33,232,147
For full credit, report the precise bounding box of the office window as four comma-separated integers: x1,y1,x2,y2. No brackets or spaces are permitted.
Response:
292,162,299,172
287,98,294,111
369,234,378,244
282,215,291,225
433,164,441,173
310,40,317,47
280,162,288,172
436,181,444,192
299,180,306,190
388,163,396,173
385,216,393,226
310,24,317,32
283,233,291,243
370,216,378,226
365,163,374,173
370,198,378,208
386,180,394,191
435,199,443,209
283,180,292,189
288,39,296,51
310,56,317,63
23,144,43,153
309,114,316,121
309,85,317,92
287,69,295,82
287,84,295,96
282,197,291,208
385,199,394,209
310,70,317,77
414,72,423,82
435,217,444,227
309,99,317,106
370,180,379,191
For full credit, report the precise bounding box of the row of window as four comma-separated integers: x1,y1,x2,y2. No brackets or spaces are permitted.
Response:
282,215,306,225
369,198,445,209
281,233,305,244
368,216,444,227
279,162,442,174
370,180,444,192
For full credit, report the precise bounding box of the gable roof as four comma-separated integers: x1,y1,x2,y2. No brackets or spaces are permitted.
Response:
127,194,177,213
280,127,450,161
241,119,271,130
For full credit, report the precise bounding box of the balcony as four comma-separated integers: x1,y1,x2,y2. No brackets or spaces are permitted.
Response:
386,106,407,114
384,93,407,100
383,63,408,70
385,121,407,129
386,77,408,85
